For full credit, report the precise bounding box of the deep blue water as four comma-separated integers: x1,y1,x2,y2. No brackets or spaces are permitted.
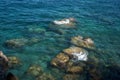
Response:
0,0,120,80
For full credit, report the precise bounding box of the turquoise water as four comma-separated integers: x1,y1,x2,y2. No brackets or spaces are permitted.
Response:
0,0,120,80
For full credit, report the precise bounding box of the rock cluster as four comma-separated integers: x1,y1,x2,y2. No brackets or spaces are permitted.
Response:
51,35,102,80
51,46,86,73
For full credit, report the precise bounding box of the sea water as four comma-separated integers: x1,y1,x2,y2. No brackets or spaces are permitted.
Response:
0,0,120,80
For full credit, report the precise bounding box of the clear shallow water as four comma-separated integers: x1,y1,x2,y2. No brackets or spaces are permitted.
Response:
0,0,120,80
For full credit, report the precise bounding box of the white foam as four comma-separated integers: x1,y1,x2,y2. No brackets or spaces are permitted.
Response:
72,51,88,61
53,19,70,25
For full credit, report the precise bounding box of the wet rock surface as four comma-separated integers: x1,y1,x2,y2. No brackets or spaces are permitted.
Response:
63,74,80,80
67,66,83,73
4,37,41,48
49,34,104,80
51,53,69,68
28,27,46,34
63,46,88,61
5,38,28,48
8,56,21,68
71,36,95,49
27,64,43,77
36,73,56,80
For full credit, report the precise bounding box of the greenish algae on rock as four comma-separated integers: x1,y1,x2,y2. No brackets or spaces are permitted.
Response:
71,36,95,49
8,56,22,68
36,73,56,80
26,64,43,77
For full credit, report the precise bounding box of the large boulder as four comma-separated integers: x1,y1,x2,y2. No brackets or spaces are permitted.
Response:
51,53,69,68
71,36,94,49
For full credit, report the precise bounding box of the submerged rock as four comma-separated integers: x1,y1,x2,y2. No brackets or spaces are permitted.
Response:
4,37,41,48
88,68,102,80
28,37,41,44
63,47,88,61
67,66,83,73
27,64,43,77
63,74,80,80
5,38,28,48
8,56,21,68
71,36,94,49
51,53,69,68
28,27,46,34
36,73,55,80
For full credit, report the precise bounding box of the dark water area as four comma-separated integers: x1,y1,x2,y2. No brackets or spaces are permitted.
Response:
0,0,120,80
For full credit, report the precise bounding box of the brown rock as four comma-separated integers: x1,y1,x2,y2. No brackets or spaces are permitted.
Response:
63,74,80,80
63,47,84,56
27,64,43,77
51,53,69,68
8,56,21,68
71,36,95,49
5,38,28,48
67,66,83,73
56,53,69,63
36,73,55,80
